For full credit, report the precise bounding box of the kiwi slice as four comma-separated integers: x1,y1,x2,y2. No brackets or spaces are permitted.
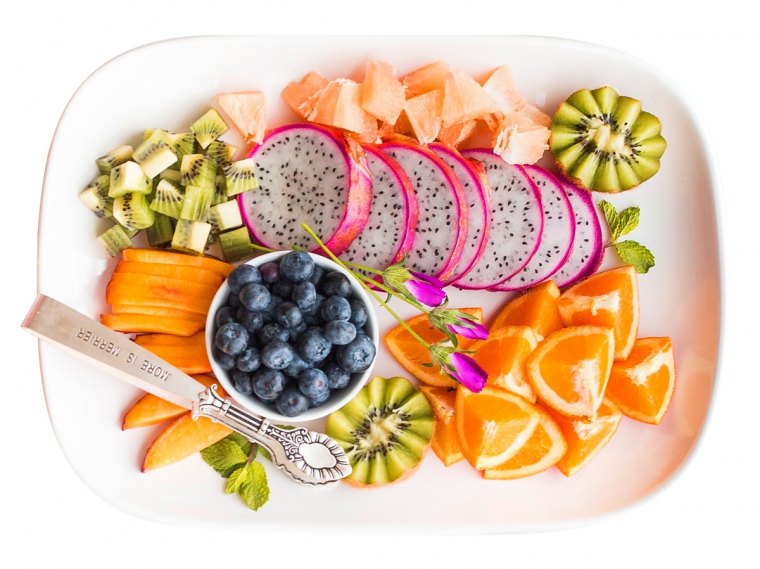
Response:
179,185,214,221
224,158,259,197
550,86,667,192
218,227,256,262
146,213,175,247
150,179,184,219
168,132,196,164
78,175,113,218
190,109,228,149
180,154,217,188
109,161,151,197
209,200,243,233
133,130,178,178
113,191,155,232
325,376,434,486
211,174,228,206
158,168,182,184
171,219,211,255
206,140,237,166
97,224,133,257
96,145,133,174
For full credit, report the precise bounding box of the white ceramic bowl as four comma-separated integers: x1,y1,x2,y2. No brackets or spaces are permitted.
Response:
206,251,379,423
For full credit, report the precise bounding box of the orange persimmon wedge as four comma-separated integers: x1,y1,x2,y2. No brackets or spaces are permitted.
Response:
115,260,224,288
110,304,206,323
135,334,212,375
142,413,232,471
100,313,204,337
121,248,232,277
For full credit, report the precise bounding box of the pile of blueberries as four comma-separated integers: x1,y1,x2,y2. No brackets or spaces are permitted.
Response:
212,251,376,417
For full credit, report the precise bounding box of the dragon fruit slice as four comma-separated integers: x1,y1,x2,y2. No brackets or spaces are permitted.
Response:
379,139,467,280
339,145,418,272
428,142,492,284
552,176,604,287
241,124,372,254
454,150,543,289
494,165,576,291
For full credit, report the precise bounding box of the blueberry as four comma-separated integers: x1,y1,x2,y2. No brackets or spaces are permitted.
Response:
284,355,310,379
320,295,351,322
292,281,317,311
275,388,310,417
323,362,351,389
297,327,332,363
261,340,296,370
228,292,243,309
215,305,236,328
236,308,265,333
239,283,271,312
279,251,315,283
308,389,331,408
258,322,289,344
227,264,262,294
287,321,308,341
271,279,295,298
230,369,254,395
336,334,376,373
276,301,303,328
259,261,280,284
308,265,325,287
324,320,357,345
236,346,261,373
212,346,236,371
252,368,286,401
319,271,351,297
215,322,249,356
266,294,284,319
298,368,330,401
348,298,368,328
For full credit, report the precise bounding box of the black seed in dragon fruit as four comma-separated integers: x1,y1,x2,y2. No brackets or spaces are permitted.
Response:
241,124,372,255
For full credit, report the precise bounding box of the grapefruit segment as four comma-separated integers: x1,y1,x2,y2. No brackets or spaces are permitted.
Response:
403,90,443,144
441,69,499,126
402,61,450,98
281,71,329,119
361,60,405,125
217,91,266,144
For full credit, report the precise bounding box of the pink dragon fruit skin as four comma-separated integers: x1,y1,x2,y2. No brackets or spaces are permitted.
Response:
455,150,544,290
379,139,468,281
428,142,492,285
494,165,576,291
338,145,418,274
241,123,372,256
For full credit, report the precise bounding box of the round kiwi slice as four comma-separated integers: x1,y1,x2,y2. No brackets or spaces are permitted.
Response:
325,376,434,486
550,86,667,192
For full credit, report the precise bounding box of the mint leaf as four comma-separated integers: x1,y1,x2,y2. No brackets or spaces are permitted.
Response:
614,240,655,273
201,437,248,478
225,466,247,494
598,199,620,239
237,462,270,511
257,447,273,462
616,207,640,239
226,432,254,457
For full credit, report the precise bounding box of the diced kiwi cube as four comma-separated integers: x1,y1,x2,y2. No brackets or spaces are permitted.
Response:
133,130,178,178
96,145,133,174
78,175,113,218
171,219,211,255
97,224,133,257
224,158,259,197
109,161,151,197
190,109,228,149
179,185,214,222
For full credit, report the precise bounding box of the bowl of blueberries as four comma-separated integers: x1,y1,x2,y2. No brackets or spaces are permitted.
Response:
206,250,379,421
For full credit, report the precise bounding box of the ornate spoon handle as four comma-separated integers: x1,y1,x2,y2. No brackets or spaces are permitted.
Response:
194,385,351,485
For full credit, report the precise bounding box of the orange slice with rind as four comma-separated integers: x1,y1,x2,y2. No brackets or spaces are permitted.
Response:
526,326,615,418
419,385,463,466
455,386,540,470
605,337,675,424
483,406,567,480
490,280,563,340
469,326,538,402
557,265,639,360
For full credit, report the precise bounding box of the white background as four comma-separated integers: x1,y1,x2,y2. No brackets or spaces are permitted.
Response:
2,1,756,567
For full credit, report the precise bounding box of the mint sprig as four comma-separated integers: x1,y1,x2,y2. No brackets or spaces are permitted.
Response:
598,199,656,274
201,433,270,512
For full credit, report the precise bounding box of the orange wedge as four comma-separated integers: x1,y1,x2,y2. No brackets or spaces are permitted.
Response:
547,398,622,476
420,385,463,466
525,326,615,418
557,266,639,360
483,406,567,480
384,307,483,388
490,280,563,340
605,337,675,424
455,386,540,470
142,413,232,472
469,326,538,402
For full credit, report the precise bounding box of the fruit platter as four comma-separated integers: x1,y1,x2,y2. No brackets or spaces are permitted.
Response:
36,36,720,530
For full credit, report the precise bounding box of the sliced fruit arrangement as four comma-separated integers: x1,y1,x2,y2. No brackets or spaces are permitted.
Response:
387,266,675,479
325,376,435,486
101,248,230,336
550,86,667,192
80,107,261,261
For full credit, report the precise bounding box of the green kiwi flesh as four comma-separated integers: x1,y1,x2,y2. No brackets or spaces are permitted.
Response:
325,376,434,486
208,200,243,233
206,140,237,166
133,130,178,178
180,185,214,222
171,219,211,255
96,145,133,174
109,161,151,197
79,175,113,218
113,192,155,231
97,224,133,257
218,227,257,262
146,213,175,247
150,179,184,219
190,109,228,149
224,158,259,197
550,86,667,192
180,154,217,189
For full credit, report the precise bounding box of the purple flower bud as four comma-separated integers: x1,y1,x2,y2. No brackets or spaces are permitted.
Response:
449,352,487,392
447,322,489,340
409,270,445,289
406,279,446,308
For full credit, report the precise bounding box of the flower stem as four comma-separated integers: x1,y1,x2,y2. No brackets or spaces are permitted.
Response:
302,223,431,348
